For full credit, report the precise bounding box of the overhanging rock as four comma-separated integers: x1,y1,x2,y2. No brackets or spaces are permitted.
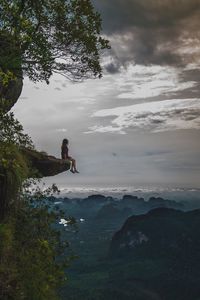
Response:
21,148,71,177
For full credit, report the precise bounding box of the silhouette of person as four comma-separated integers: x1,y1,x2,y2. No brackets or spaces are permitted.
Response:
61,138,79,173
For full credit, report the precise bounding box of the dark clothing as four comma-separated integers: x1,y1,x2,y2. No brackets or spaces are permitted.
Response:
61,145,69,159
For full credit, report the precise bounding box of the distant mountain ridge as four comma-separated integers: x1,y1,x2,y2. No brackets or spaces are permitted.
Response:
110,207,200,258
57,194,200,300
106,207,200,299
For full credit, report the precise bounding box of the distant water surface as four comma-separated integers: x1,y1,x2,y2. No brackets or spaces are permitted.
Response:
57,186,200,202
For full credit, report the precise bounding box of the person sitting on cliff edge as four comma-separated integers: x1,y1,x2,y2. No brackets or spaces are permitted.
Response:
61,138,79,173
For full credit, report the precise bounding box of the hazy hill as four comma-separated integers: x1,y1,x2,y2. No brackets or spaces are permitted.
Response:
108,208,200,300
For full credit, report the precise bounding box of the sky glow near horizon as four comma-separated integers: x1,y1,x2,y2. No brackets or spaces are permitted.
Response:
13,0,200,189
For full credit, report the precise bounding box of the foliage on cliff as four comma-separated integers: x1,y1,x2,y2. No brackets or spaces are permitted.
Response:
0,109,33,146
0,112,73,299
0,126,74,299
0,0,110,83
0,1,109,298
0,185,76,300
0,106,33,217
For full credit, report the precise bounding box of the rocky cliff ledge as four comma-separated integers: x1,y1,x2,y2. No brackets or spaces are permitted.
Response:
21,148,71,177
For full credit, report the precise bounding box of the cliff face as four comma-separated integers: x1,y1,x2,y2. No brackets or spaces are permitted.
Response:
0,31,23,112
0,76,23,112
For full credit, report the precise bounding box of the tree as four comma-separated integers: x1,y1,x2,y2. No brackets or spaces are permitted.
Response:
0,181,77,300
0,1,109,296
0,0,110,208
0,0,110,84
0,2,109,298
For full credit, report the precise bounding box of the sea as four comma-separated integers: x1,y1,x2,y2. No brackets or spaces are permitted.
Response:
56,186,200,203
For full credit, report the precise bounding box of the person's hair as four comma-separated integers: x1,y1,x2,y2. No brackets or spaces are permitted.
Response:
62,139,68,147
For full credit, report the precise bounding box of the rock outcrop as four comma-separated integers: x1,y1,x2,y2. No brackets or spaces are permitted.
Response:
0,32,23,113
0,75,23,112
21,148,71,177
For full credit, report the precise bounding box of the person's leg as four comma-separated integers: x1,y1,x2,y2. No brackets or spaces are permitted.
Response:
67,158,75,173
71,158,79,173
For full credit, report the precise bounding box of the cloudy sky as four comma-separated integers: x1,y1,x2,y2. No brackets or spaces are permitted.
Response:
13,0,200,189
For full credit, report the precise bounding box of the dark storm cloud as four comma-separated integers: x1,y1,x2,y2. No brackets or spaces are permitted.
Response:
105,61,121,74
94,0,200,33
93,0,200,67
180,69,200,83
